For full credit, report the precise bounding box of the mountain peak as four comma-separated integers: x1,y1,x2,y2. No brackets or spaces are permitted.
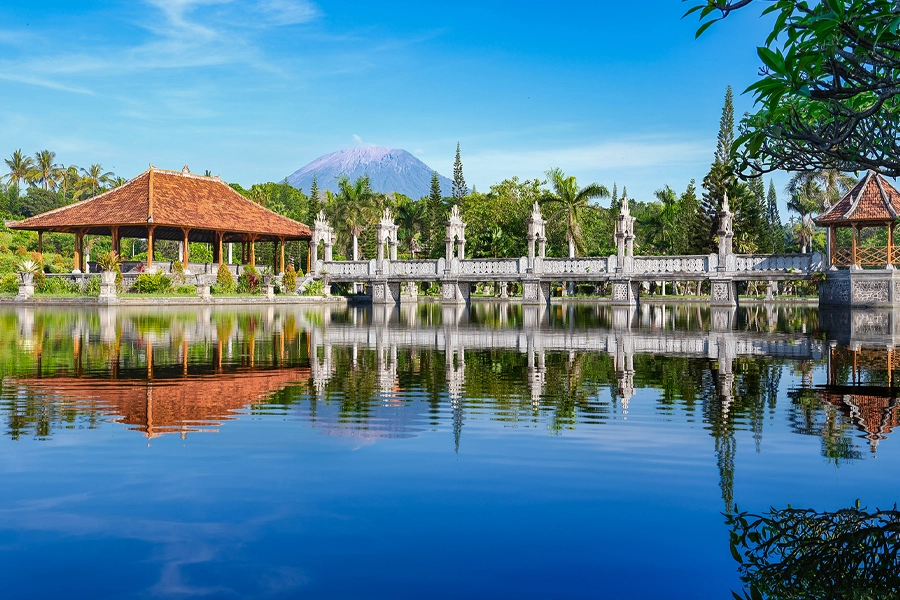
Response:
285,148,452,198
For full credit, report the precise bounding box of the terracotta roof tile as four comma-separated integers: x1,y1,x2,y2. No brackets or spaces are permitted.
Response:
815,171,900,225
8,167,310,240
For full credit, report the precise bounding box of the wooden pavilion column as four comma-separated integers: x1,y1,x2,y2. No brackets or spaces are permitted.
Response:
74,230,84,272
182,228,190,268
828,227,836,268
215,232,223,265
280,237,286,274
147,225,156,268
852,224,858,268
37,231,43,263
249,236,256,267
887,223,894,268
111,227,120,255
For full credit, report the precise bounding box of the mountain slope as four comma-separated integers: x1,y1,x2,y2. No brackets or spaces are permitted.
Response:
285,147,452,199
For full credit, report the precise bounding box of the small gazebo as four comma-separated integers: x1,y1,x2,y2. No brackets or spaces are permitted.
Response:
7,165,311,272
814,170,900,269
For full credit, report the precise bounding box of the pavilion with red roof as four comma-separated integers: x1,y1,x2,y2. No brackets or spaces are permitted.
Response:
815,170,900,269
7,165,311,273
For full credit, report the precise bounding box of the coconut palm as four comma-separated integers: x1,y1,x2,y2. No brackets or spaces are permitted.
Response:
4,149,36,189
786,178,822,253
395,195,426,257
61,165,81,200
541,167,609,257
650,185,680,254
77,163,115,199
334,175,377,260
34,150,61,190
787,169,856,211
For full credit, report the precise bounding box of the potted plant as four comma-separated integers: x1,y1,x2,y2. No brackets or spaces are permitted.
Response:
97,251,122,285
17,259,39,285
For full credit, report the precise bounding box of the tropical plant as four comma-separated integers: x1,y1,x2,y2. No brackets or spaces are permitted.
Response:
16,258,39,274
334,175,377,260
215,262,236,294
303,279,325,296
395,195,426,257
282,263,297,292
133,272,173,294
787,169,857,211
76,164,114,199
34,150,61,191
687,1,900,176
237,264,261,294
4,149,36,190
540,168,609,257
96,250,122,272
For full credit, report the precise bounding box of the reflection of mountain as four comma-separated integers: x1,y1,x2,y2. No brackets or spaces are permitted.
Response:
11,369,309,438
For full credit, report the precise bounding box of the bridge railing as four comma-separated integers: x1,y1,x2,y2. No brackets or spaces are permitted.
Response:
321,260,370,278
732,253,823,272
390,260,440,277
539,257,610,275
460,258,523,276
632,255,711,275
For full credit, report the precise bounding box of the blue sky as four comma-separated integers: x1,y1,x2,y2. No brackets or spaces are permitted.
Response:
0,0,787,207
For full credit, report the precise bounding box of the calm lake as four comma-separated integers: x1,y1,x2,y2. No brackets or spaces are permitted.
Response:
0,302,897,599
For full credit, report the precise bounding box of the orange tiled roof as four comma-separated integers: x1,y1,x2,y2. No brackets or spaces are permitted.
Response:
8,166,310,240
814,171,900,225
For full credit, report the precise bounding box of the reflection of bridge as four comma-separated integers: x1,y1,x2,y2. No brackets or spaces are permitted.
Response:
309,197,823,307
307,305,825,409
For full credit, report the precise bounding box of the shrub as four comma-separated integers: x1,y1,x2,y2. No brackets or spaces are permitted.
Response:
303,279,324,296
174,284,196,295
283,264,297,293
133,272,173,294
36,276,80,295
84,276,101,296
0,274,18,294
172,259,186,284
97,250,122,272
216,263,235,293
237,265,260,294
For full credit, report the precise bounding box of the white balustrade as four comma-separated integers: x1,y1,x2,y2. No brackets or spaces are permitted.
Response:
733,254,821,272
390,260,440,277
459,258,521,276
632,256,708,274
322,260,370,278
540,258,608,275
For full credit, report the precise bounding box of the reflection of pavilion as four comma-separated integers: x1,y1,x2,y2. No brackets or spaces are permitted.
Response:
13,369,310,438
818,345,900,453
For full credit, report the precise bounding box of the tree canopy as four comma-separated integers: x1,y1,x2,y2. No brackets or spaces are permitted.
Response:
686,0,900,176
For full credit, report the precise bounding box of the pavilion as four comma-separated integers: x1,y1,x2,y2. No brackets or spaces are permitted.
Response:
6,165,311,273
814,170,900,269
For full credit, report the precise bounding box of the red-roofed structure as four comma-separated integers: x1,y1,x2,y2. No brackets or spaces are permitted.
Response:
814,171,900,268
6,165,311,272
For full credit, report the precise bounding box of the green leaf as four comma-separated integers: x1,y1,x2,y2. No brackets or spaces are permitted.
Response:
730,541,743,563
695,19,717,38
757,47,784,73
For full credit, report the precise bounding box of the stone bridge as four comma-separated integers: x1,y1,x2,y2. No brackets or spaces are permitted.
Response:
309,195,823,307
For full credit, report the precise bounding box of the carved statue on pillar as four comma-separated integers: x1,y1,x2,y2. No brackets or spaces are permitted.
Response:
526,202,547,270
718,192,734,260
616,194,636,262
310,211,334,273
445,204,466,262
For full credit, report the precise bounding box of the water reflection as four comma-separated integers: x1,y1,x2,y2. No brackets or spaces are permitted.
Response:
727,502,900,600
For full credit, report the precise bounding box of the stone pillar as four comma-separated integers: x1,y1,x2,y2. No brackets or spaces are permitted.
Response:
98,271,118,305
15,273,34,301
710,280,738,307
611,280,639,307
458,238,466,260
522,280,551,306
440,281,470,305
390,240,398,261
445,237,454,263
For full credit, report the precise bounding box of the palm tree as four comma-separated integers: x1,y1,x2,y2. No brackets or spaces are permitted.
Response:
335,175,377,260
650,185,680,254
786,178,822,253
395,196,425,257
77,164,114,199
61,165,81,200
541,167,609,257
34,150,60,190
4,149,36,190
787,169,856,211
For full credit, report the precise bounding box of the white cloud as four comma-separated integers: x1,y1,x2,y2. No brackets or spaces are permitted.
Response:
352,134,363,145
259,0,319,25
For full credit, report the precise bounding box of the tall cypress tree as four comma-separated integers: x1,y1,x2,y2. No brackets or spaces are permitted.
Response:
430,170,442,204
610,182,619,213
308,172,320,221
698,86,736,253
678,179,699,254
452,142,467,200
767,180,784,253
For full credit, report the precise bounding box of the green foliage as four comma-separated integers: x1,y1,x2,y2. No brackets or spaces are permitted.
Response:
96,250,121,272
452,142,467,200
237,265,261,294
541,168,609,257
688,0,900,176
84,275,100,296
0,273,18,294
35,276,80,295
216,263,235,293
171,259,186,284
726,502,900,600
133,272,174,294
303,279,324,296
282,264,297,292
463,177,544,258
21,188,62,217
174,284,197,295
